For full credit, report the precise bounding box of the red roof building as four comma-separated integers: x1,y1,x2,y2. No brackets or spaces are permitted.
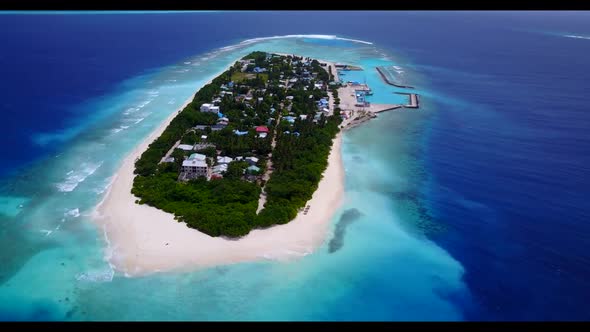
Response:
255,126,269,133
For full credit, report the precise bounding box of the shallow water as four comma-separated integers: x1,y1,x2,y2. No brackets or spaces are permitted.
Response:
2,11,590,321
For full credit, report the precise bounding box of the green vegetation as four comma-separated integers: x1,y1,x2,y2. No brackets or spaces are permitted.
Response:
131,51,342,238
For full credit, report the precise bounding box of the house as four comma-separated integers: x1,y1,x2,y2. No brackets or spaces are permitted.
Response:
211,124,227,131
201,135,208,140
286,96,294,100
299,115,308,120
216,156,233,164
235,156,244,161
211,173,223,180
181,159,210,180
322,107,330,114
212,164,228,174
162,157,175,163
247,165,261,174
293,132,301,137
245,156,259,166
257,97,263,103
217,117,229,123
233,129,249,136
253,67,266,73
208,106,220,114
227,81,234,88
255,126,269,133
284,116,296,124
188,153,207,161
200,103,212,112
177,144,194,151
258,132,268,139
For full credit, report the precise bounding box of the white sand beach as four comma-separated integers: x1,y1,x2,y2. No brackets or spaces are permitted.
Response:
94,60,345,276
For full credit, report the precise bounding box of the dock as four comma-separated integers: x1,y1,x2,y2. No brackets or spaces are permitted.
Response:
394,92,420,108
376,66,414,89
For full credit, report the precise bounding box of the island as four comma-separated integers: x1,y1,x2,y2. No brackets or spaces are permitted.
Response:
96,51,417,275
131,52,342,237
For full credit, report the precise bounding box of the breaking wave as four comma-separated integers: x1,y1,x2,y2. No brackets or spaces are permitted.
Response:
56,161,104,192
238,34,373,46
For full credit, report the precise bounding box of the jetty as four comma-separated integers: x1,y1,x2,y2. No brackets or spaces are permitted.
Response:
376,66,414,89
395,92,420,108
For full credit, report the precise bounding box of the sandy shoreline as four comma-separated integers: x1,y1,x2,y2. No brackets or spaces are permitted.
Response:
94,56,345,277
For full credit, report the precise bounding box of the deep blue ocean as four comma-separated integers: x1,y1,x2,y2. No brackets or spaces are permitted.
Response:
1,11,589,320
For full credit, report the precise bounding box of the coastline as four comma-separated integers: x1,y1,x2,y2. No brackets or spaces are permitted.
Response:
94,59,345,276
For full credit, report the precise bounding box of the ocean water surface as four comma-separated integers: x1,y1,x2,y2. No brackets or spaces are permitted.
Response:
0,11,589,321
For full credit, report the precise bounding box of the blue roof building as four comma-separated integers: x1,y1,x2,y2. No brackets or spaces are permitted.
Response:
233,130,249,136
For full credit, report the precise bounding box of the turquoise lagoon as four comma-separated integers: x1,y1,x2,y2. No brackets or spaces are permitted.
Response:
0,36,469,320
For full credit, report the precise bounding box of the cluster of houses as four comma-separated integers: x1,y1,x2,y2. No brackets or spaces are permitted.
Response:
178,151,262,181
173,53,338,185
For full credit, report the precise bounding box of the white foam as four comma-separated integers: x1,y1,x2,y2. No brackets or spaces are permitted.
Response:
184,61,191,64
563,34,590,40
65,208,80,218
238,34,374,46
123,107,138,115
56,161,104,192
75,267,114,283
137,100,152,108
93,176,114,195
133,118,145,124
40,229,53,236
111,125,130,134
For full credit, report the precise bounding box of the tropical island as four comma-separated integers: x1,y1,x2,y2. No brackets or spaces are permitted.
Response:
131,52,342,237
95,51,413,275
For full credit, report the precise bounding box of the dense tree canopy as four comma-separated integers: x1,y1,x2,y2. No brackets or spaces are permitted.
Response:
131,51,342,237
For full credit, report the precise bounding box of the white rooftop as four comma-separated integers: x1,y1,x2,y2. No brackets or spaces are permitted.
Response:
182,159,207,167
177,144,194,151
188,153,207,161
216,156,233,164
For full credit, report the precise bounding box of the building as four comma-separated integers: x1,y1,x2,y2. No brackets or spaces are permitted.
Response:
255,126,269,133
180,159,210,180
177,144,194,151
188,153,207,161
200,103,212,112
247,165,261,174
258,132,268,139
233,129,248,136
216,156,233,164
200,103,220,114
245,156,259,166
212,164,228,174
162,157,175,163
208,106,220,114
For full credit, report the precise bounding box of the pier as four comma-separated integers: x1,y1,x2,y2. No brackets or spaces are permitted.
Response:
376,66,414,89
394,92,420,108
